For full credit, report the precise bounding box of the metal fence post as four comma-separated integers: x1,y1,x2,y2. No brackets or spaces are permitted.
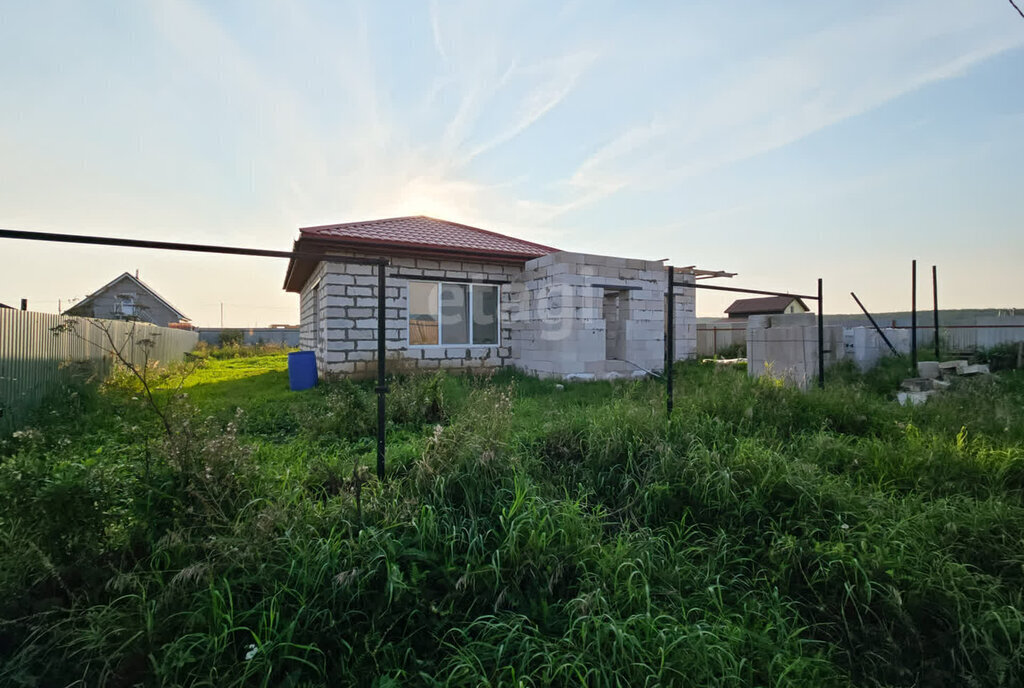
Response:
376,262,388,481
817,278,824,389
932,265,940,360
665,265,674,417
911,259,918,372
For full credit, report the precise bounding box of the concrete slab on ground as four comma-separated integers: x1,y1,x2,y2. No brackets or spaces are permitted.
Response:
897,391,934,406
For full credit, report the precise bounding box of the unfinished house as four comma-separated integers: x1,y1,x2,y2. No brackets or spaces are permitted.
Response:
282,216,696,380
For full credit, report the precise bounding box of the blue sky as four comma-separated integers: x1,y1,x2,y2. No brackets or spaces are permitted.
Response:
1,0,1021,325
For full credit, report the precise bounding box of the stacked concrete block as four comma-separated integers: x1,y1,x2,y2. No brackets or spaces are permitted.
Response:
938,359,967,375
673,273,697,361
512,251,691,380
300,252,521,378
746,313,844,389
896,360,989,405
298,261,328,355
844,327,911,371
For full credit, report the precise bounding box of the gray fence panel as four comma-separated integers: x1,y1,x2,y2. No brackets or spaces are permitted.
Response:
196,327,300,347
697,324,747,357
0,311,198,433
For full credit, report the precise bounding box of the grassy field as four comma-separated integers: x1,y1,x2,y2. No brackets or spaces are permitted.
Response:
1,353,1023,686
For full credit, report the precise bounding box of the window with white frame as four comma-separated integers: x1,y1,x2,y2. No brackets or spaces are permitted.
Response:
408,281,499,346
115,294,136,317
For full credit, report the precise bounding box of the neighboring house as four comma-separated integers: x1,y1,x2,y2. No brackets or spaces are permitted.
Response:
283,215,698,380
724,296,809,319
64,272,190,327
0,302,13,309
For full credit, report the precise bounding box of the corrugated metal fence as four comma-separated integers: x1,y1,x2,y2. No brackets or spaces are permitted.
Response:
196,327,300,347
895,322,1024,355
0,310,198,433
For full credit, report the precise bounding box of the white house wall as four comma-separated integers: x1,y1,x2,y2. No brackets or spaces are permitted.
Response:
306,254,521,377
511,252,696,379
674,274,697,361
298,250,697,380
298,260,327,354
746,313,844,388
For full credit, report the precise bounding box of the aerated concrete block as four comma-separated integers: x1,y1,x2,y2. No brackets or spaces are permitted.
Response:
901,378,935,392
897,391,934,406
961,364,991,376
938,360,968,374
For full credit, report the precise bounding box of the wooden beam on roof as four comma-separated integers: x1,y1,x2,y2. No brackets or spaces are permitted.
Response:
674,266,738,280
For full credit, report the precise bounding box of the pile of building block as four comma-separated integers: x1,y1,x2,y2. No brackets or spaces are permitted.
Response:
897,360,991,405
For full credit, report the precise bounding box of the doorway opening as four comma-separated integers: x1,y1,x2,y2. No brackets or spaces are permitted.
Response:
602,288,629,361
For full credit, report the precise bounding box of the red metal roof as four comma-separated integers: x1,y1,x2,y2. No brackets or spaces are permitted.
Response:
299,216,557,259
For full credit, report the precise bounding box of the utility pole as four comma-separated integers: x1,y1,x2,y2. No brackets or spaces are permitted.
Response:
220,302,224,328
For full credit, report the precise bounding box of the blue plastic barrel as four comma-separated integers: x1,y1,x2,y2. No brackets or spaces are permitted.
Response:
288,351,318,391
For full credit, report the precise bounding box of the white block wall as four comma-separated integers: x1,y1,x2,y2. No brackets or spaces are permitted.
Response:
674,272,697,361
299,254,521,377
509,251,696,379
746,313,844,388
843,327,911,371
298,250,699,380
299,260,327,354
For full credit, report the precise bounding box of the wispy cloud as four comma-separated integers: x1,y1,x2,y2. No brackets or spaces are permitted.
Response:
277,0,597,238
563,0,1024,210
462,50,597,164
429,0,447,62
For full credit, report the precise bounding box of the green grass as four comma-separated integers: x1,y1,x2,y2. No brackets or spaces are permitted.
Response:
1,354,1023,686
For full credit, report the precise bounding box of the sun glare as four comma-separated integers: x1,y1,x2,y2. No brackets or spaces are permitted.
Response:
391,176,478,222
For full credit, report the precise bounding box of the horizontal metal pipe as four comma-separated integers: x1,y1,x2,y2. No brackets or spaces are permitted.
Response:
0,228,388,266
889,324,1024,330
675,281,819,300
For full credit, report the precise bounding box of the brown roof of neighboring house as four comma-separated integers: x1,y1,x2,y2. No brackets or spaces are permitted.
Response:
724,295,809,316
284,216,558,292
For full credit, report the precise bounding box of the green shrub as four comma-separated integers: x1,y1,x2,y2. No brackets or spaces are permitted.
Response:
218,329,244,347
194,339,295,360
717,341,747,358
972,342,1024,372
